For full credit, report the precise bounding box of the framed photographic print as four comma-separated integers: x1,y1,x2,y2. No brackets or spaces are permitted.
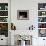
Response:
17,10,29,20
38,29,46,37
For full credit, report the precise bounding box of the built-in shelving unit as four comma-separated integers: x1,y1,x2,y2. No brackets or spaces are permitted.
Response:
0,3,8,37
38,3,46,37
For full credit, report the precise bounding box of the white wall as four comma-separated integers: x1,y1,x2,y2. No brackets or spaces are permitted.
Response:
11,0,46,30
11,0,38,30
11,0,46,46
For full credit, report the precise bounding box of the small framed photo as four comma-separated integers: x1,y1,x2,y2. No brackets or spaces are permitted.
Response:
17,10,29,20
38,29,46,37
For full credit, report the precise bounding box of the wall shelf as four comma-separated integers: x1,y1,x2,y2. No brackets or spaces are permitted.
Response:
0,16,8,17
38,22,46,23
0,22,8,23
38,10,46,11
0,3,8,37
38,28,46,29
38,16,46,17
38,3,46,37
0,10,8,11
